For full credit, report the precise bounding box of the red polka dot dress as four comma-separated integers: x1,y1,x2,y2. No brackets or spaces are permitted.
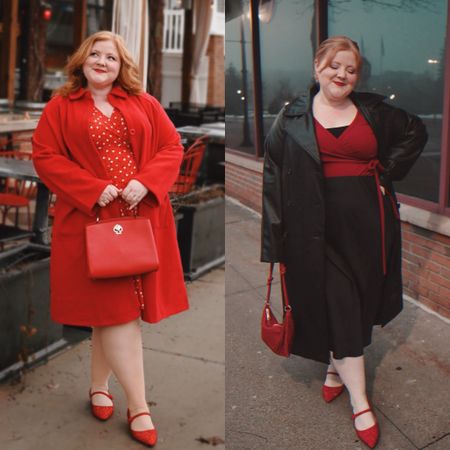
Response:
89,106,145,309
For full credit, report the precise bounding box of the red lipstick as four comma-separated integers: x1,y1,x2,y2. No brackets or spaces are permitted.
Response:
333,81,345,87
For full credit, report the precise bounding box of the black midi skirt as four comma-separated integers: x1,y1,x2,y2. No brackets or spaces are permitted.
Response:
324,175,401,359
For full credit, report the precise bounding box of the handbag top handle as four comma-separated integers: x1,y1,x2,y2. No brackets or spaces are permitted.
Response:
95,204,138,222
265,263,291,312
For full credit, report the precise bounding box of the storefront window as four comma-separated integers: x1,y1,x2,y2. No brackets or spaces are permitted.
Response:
44,0,112,98
329,0,447,203
46,1,75,72
225,2,255,155
87,0,113,36
259,0,315,136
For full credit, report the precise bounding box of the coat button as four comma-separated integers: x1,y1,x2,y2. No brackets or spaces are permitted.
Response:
287,168,292,175
129,128,136,135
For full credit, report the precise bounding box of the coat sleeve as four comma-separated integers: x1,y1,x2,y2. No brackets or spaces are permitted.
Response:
261,107,285,263
32,96,110,216
379,104,428,182
133,94,184,207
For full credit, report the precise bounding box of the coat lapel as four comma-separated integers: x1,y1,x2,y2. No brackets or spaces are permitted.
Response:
66,90,109,179
284,91,321,164
284,113,321,164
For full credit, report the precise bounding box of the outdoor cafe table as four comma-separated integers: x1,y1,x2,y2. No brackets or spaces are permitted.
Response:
176,123,225,145
199,121,225,131
0,119,39,134
0,156,49,245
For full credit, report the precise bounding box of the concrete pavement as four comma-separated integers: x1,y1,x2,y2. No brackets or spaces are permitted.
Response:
0,267,224,450
226,198,450,450
2,199,450,450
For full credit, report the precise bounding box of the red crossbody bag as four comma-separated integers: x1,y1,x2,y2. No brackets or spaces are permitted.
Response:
261,263,295,357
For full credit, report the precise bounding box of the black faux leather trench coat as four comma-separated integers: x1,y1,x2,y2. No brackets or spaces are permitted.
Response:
261,85,428,363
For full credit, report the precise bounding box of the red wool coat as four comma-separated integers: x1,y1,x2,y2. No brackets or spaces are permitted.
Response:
32,86,189,326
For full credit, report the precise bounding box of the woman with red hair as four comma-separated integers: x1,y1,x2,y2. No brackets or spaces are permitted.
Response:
262,35,427,448
33,31,188,447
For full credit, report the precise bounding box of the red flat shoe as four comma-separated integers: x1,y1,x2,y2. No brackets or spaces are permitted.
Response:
322,371,344,403
89,390,114,421
127,409,158,447
352,407,380,449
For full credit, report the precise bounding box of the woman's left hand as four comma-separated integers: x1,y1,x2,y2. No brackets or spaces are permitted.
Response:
121,179,149,209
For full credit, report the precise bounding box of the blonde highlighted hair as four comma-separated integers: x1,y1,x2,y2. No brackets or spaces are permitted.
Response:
56,31,143,97
315,35,362,74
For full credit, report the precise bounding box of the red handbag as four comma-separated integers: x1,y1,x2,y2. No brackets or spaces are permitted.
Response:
261,263,295,357
85,214,159,279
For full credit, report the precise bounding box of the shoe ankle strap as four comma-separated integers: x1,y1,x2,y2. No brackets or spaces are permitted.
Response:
128,411,151,424
89,390,113,400
352,407,373,420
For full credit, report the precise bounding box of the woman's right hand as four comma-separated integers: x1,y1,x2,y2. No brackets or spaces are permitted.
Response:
97,184,121,207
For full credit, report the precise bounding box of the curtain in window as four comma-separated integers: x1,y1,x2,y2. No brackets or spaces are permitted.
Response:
190,0,213,104
112,0,149,90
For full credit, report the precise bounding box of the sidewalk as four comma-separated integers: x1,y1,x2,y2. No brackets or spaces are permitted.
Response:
226,199,450,450
0,268,224,450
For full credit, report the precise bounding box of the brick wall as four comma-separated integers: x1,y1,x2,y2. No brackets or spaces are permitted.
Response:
225,151,263,213
226,151,450,320
207,35,224,107
402,223,450,319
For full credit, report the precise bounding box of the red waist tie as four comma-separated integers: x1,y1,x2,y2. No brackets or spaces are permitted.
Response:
322,158,399,275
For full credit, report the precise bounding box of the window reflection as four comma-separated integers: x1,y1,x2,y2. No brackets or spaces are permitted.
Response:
225,4,255,154
329,0,447,202
259,0,314,138
225,1,314,156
